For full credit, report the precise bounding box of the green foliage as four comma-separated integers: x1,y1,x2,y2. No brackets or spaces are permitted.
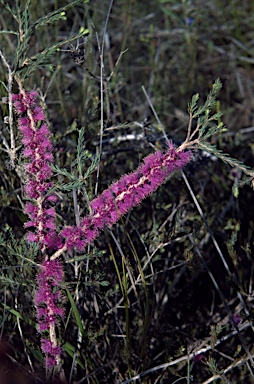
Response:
73,127,100,179
1,302,37,328
0,0,89,80
0,225,38,304
51,127,100,196
187,79,225,141
0,225,39,264
183,78,254,192
66,287,86,338
65,249,106,264
207,357,224,378
188,79,222,117
63,342,86,370
210,323,224,349
225,222,240,267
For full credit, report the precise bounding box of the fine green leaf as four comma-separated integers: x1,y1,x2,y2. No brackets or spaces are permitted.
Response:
1,303,37,328
198,142,251,176
66,288,86,338
63,342,86,369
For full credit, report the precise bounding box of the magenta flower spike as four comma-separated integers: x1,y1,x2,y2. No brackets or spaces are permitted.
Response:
12,90,59,251
60,143,192,251
12,90,63,369
35,260,64,368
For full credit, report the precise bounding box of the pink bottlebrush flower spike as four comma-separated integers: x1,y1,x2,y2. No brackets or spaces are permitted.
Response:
13,90,63,369
12,91,59,250
60,143,192,251
35,260,64,368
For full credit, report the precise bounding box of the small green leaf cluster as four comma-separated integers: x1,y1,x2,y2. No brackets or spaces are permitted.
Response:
1,0,89,80
0,225,39,289
207,357,219,374
185,79,254,190
0,224,39,261
188,79,226,142
210,323,223,349
51,127,100,194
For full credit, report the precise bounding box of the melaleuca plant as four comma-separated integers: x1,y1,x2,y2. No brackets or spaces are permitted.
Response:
1,1,254,381
8,78,254,373
11,86,191,368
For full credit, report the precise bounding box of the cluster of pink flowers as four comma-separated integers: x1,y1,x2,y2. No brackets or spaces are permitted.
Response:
12,90,192,368
35,260,64,368
12,91,60,250
12,91,63,367
61,144,192,250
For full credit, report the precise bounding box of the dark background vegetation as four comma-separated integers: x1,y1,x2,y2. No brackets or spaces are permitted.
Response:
0,0,254,383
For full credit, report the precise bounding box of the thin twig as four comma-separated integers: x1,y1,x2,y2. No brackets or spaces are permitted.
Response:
0,49,17,167
121,321,252,383
94,0,114,197
141,85,170,146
